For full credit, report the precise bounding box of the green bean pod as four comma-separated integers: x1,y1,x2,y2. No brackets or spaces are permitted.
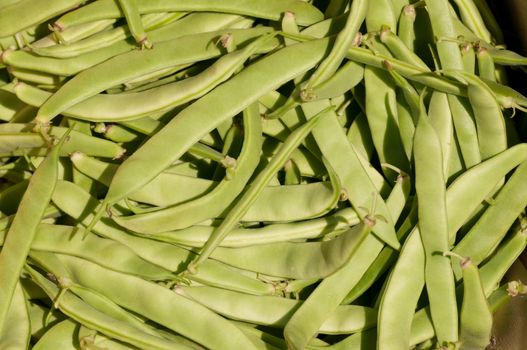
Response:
176,285,376,334
54,0,324,28
25,264,191,350
453,161,527,275
209,223,371,279
414,96,458,344
0,127,71,330
54,254,260,350
377,228,424,350
458,258,493,350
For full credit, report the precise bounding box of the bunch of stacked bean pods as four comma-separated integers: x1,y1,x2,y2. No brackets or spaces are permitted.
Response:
1,0,527,349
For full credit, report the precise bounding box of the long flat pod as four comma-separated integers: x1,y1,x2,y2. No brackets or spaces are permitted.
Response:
0,223,177,281
3,21,265,77
54,254,260,350
301,99,400,250
0,123,124,158
98,37,332,212
54,0,324,28
151,207,359,248
414,98,458,344
458,258,493,350
209,223,372,279
189,108,327,269
0,128,70,330
377,228,424,350
176,285,376,333
453,160,527,275
449,71,507,160
35,28,278,122
25,265,191,350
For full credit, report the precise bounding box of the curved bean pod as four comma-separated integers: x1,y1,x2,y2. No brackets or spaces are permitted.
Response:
0,127,70,331
428,91,454,177
377,228,424,350
54,0,324,28
35,28,278,122
0,223,177,281
66,284,197,348
458,258,493,350
448,71,507,160
414,95,458,344
307,60,364,101
55,254,260,350
25,265,190,350
209,223,372,279
32,12,186,58
380,26,429,70
150,207,360,248
301,99,399,249
448,95,481,169
424,0,464,70
114,101,262,232
0,123,125,158
176,285,376,334
71,152,214,207
304,0,367,90
445,143,527,241
479,224,527,295
4,19,263,76
453,161,527,275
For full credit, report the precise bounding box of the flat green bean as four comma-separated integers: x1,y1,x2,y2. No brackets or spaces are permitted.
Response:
35,28,278,123
0,223,178,281
0,127,70,331
209,223,372,279
453,161,527,275
301,99,399,249
414,95,458,344
458,257,493,350
0,123,125,158
377,228,424,350
25,264,189,350
54,254,260,350
176,285,376,334
150,207,360,248
54,0,324,28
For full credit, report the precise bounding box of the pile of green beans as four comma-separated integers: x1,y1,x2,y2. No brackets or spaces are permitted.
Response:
1,0,527,349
